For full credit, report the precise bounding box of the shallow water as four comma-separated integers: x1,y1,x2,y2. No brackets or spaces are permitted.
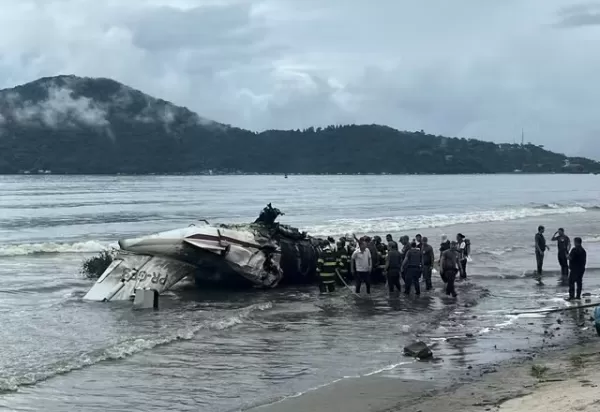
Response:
0,174,599,411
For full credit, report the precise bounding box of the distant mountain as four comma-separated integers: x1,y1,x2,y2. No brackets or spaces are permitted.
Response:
1,75,599,174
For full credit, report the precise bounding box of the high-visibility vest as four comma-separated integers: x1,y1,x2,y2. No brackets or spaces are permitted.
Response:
317,250,338,284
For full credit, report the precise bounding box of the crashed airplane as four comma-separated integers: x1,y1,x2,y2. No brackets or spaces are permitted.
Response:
83,204,322,302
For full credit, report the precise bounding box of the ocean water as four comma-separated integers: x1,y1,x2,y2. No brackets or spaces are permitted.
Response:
0,174,599,412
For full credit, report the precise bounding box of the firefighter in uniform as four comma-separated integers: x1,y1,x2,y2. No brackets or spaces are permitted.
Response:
317,242,337,293
336,240,351,284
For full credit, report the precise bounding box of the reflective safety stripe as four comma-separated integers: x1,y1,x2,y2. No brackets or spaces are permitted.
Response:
317,259,324,263
322,280,336,284
323,262,338,266
320,272,336,277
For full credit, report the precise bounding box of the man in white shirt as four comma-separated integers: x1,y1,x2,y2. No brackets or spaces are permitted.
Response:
351,240,372,294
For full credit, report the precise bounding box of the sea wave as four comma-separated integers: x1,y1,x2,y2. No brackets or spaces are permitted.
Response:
305,205,588,236
0,302,272,393
0,240,117,257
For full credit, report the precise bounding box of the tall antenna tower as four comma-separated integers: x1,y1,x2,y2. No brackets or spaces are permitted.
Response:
521,128,524,146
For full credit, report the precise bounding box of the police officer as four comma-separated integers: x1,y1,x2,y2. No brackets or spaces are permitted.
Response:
402,241,422,296
385,241,402,296
441,241,460,298
317,242,337,293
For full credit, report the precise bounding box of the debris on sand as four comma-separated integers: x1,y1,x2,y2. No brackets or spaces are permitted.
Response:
404,341,433,360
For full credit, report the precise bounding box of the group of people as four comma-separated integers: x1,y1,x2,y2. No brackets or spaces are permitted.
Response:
316,233,471,298
535,226,588,300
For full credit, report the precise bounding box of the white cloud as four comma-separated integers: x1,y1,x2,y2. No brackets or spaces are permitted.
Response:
7,83,109,129
0,0,599,156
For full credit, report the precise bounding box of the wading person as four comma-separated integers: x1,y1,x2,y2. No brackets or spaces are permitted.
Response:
567,237,587,301
402,241,422,296
421,237,435,291
415,234,423,249
441,241,460,298
535,225,549,279
316,242,337,293
351,240,372,295
457,233,470,279
384,241,402,296
399,235,410,282
336,240,351,283
552,228,571,282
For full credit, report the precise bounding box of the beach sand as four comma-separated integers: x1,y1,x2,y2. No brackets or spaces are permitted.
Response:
249,335,600,412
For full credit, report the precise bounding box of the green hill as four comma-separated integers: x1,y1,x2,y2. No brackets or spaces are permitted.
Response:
0,75,598,174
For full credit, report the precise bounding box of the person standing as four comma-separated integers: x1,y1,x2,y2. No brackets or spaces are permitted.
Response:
567,237,587,300
399,235,410,283
402,241,422,296
552,228,571,282
351,240,372,295
316,243,337,293
457,233,470,279
415,234,423,249
534,225,550,278
440,241,460,298
336,240,351,283
421,237,435,291
384,241,402,296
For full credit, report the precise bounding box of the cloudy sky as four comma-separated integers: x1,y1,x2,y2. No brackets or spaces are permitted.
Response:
0,0,599,157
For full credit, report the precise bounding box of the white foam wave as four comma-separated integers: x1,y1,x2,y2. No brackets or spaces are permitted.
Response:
0,240,117,257
584,236,600,243
0,302,272,392
304,206,587,236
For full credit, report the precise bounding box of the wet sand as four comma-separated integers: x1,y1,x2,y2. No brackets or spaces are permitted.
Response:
249,320,600,412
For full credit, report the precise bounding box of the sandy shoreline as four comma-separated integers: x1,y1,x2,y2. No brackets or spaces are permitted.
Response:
248,325,600,412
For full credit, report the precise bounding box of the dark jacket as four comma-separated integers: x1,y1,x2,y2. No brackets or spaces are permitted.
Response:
569,246,587,273
422,244,435,266
403,248,422,269
387,249,402,273
367,242,378,270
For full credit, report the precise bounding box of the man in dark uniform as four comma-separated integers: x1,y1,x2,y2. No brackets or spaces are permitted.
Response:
421,237,435,291
316,243,337,293
402,241,422,296
552,228,571,282
441,241,460,297
384,241,402,295
535,225,550,279
567,237,587,300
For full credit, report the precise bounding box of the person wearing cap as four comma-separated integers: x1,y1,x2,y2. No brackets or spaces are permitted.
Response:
535,225,550,279
316,241,337,293
552,228,571,283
